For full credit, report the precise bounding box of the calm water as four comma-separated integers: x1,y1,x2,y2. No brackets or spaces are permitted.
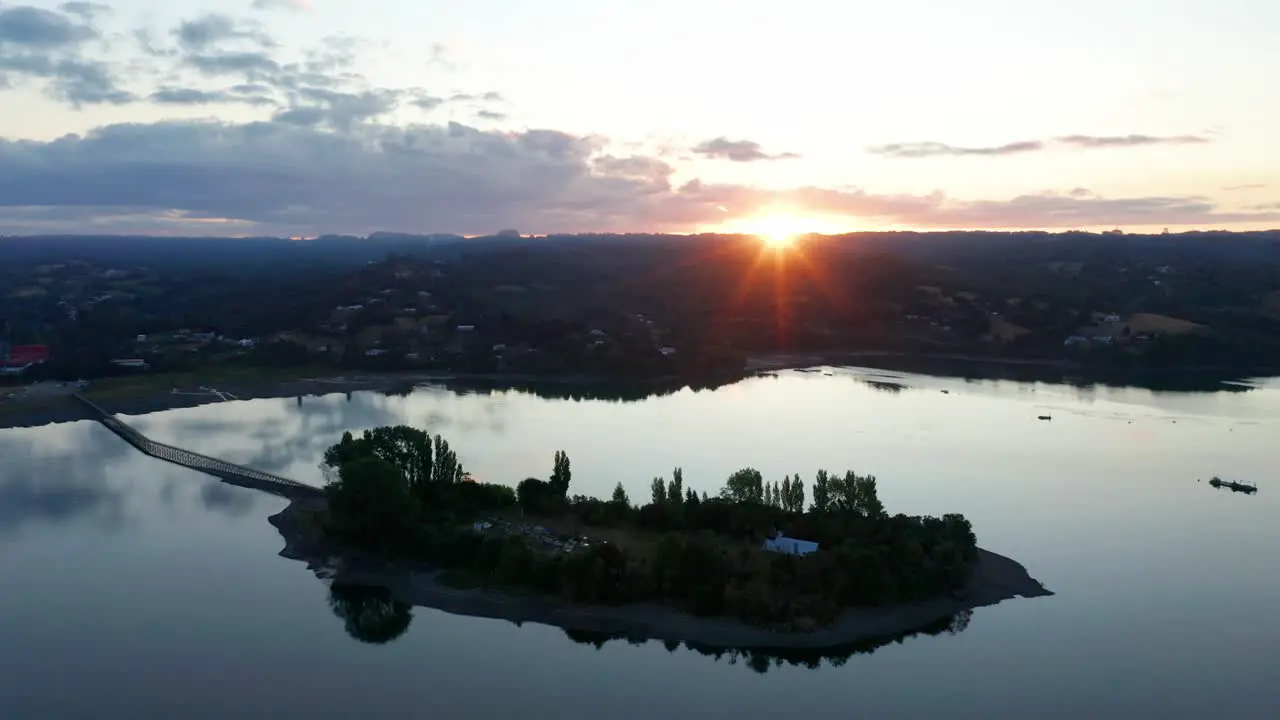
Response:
2,368,1279,719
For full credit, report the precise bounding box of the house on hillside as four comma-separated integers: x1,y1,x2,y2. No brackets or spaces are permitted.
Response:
762,531,819,557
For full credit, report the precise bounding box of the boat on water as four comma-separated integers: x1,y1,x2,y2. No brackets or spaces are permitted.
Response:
1208,477,1258,494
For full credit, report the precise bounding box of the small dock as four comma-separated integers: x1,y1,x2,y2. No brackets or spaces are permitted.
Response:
1207,477,1258,494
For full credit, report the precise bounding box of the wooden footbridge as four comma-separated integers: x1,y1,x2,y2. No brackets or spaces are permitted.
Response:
73,393,323,500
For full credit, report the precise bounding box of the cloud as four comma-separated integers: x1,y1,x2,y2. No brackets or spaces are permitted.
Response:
173,13,273,52
198,480,259,518
0,5,95,47
251,0,312,10
0,117,1275,237
149,85,275,106
691,137,800,162
1224,183,1266,192
57,2,110,21
870,134,1212,159
410,94,444,110
184,49,279,78
1056,134,1209,149
0,8,1272,235
868,140,1044,159
0,4,134,106
449,90,503,103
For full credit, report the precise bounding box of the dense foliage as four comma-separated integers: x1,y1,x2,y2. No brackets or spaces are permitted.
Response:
320,425,979,631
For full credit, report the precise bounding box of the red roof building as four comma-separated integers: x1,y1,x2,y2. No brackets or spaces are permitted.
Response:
3,345,50,366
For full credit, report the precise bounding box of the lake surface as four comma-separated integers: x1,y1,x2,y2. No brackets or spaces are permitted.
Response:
3,368,1279,719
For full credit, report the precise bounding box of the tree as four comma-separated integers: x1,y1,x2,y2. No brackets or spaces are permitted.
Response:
611,481,631,508
650,476,668,505
432,435,464,484
828,471,884,517
790,476,805,513
550,450,572,498
667,467,684,507
518,477,553,514
781,475,793,511
721,467,764,504
811,469,831,512
326,455,416,552
321,425,465,501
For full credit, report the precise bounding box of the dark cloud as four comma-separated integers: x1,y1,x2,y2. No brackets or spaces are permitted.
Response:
281,86,401,130
1056,134,1209,149
173,13,272,52
692,137,799,162
0,4,135,106
475,109,506,121
868,140,1043,159
0,5,95,47
184,49,279,78
149,84,276,106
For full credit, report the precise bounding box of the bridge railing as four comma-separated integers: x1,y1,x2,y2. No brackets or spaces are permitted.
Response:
73,393,321,495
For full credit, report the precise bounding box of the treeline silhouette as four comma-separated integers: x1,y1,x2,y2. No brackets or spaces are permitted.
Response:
320,425,978,631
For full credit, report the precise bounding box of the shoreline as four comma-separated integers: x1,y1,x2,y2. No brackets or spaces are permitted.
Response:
0,371,635,430
269,499,1053,651
1,351,1270,430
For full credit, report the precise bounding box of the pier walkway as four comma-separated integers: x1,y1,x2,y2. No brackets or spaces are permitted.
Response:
73,393,323,500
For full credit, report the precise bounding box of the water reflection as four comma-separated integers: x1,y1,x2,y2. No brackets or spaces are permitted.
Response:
427,376,739,404
328,583,414,644
842,354,1261,394
865,380,907,393
198,480,261,518
0,423,131,537
559,610,973,674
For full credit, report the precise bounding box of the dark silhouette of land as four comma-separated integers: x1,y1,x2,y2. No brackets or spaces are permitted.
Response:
3,230,1278,390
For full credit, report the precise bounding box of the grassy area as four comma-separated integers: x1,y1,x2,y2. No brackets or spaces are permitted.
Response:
0,392,75,417
82,364,334,400
1127,313,1206,335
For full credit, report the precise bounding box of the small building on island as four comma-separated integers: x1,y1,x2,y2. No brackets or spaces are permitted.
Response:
762,531,819,557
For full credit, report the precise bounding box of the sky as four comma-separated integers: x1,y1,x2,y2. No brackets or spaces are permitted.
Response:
0,0,1276,237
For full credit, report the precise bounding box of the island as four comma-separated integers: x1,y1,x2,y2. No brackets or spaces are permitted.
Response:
270,425,1052,649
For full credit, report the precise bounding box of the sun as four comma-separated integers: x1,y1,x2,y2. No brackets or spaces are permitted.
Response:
758,228,797,248
740,214,812,249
